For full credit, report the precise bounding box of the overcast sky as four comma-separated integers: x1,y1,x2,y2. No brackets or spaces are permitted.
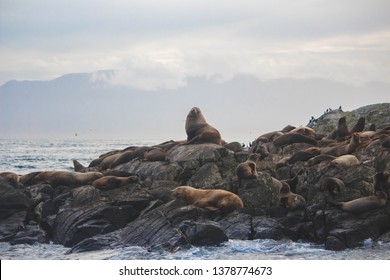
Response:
1,0,390,88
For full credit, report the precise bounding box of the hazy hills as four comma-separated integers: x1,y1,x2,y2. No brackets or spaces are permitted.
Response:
1,71,389,142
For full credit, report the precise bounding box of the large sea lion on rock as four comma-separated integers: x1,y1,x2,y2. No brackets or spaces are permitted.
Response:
171,186,243,213
331,191,387,214
330,155,360,168
321,133,360,156
273,133,317,148
23,171,103,187
185,107,222,145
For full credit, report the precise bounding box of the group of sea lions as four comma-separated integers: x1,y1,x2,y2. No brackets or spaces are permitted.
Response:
1,106,390,216
246,113,390,214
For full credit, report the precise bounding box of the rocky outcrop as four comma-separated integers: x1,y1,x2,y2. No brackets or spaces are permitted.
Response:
1,103,390,253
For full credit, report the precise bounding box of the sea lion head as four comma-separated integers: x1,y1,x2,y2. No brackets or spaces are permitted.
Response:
171,186,190,199
185,107,207,129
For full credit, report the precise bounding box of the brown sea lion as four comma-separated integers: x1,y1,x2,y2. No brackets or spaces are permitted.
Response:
330,155,360,168
19,171,42,185
308,154,337,167
256,131,284,143
171,186,243,212
88,150,122,167
92,175,139,190
273,133,317,148
224,142,244,153
110,146,151,168
278,182,306,211
321,177,346,195
288,147,321,164
322,133,360,156
327,116,349,140
350,117,365,134
29,171,103,187
332,191,387,214
236,158,258,179
374,172,390,198
0,172,19,186
73,160,86,172
290,126,317,138
185,107,222,145
143,147,168,162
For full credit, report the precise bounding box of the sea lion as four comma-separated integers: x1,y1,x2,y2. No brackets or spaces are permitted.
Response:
321,177,346,195
29,171,103,187
255,131,284,143
290,126,317,138
0,172,19,186
273,133,317,148
185,107,222,145
236,154,259,179
327,116,349,140
374,171,390,198
92,175,139,190
332,191,387,214
110,146,151,168
143,147,168,162
308,154,337,167
288,147,321,164
350,117,365,134
322,133,360,156
330,155,360,168
171,186,243,212
224,141,244,153
73,160,86,172
278,182,306,211
19,171,42,185
88,150,122,168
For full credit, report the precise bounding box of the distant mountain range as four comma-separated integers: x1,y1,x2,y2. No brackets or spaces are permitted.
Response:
1,71,389,142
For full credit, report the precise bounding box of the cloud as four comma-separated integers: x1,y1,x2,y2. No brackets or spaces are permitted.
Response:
1,0,390,86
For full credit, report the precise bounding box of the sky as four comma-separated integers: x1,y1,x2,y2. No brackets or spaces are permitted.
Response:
1,0,390,89
0,0,390,142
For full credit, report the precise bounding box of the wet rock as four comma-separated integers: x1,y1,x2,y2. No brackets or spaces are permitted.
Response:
237,174,279,213
53,204,140,247
218,212,252,240
325,236,346,251
252,217,286,240
72,186,101,207
0,211,27,242
0,178,31,210
10,222,49,245
178,220,228,246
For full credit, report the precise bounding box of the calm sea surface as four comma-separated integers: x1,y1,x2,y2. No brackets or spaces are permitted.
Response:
0,138,389,260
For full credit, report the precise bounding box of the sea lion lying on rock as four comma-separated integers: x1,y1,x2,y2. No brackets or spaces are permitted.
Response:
92,175,139,190
331,191,387,214
171,186,243,213
20,171,103,187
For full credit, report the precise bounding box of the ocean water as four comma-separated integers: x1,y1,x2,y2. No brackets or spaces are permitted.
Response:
0,138,389,260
